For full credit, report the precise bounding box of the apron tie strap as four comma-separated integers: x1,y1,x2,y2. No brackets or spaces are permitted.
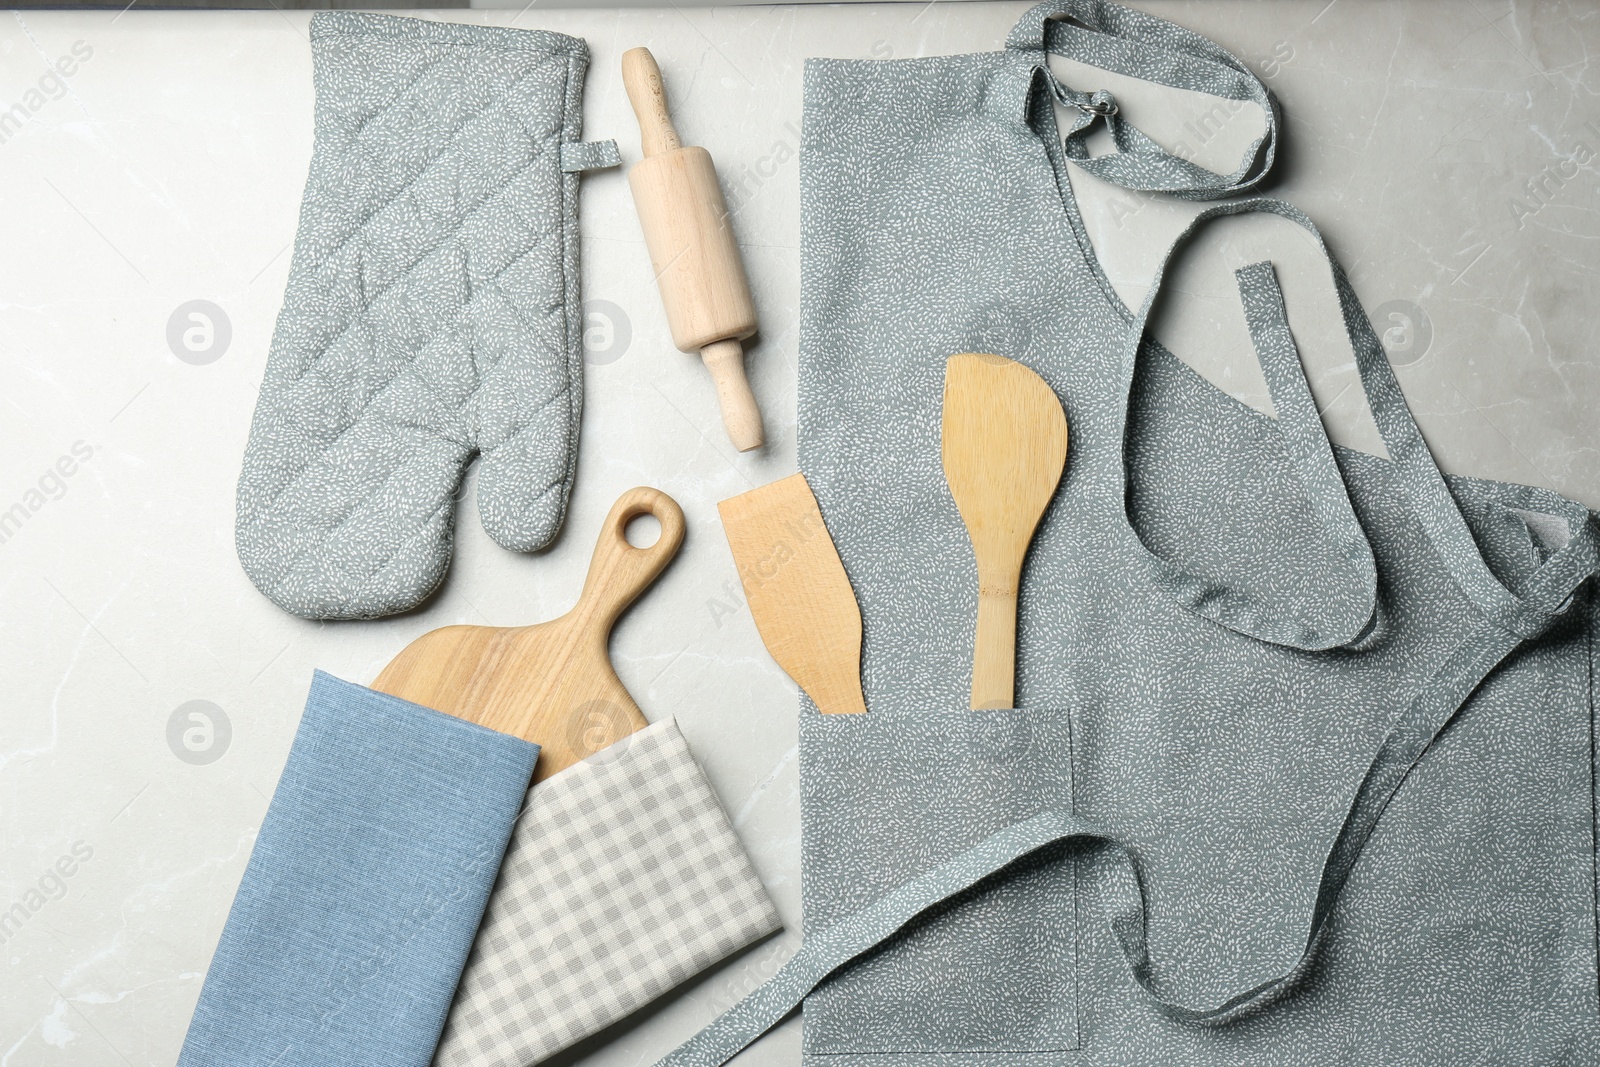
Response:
651,574,1592,1067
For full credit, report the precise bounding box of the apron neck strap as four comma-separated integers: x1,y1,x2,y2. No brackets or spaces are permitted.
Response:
1006,0,1279,200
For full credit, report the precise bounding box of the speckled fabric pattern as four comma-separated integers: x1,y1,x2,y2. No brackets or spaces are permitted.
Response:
799,707,1079,1054
1002,0,1279,200
433,719,780,1067
649,2,1600,1065
235,12,619,620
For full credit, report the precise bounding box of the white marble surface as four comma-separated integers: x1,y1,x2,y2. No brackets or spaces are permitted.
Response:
0,2,1596,1064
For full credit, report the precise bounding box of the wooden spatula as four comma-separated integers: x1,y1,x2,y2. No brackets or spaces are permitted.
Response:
719,473,867,715
941,353,1069,710
372,486,686,780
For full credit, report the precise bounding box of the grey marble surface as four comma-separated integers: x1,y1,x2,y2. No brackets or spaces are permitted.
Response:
0,2,1594,1065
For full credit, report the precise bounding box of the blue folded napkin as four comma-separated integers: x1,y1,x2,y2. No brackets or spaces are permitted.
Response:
178,670,539,1067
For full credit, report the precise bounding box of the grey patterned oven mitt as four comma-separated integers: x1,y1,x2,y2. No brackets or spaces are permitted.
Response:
236,12,620,619
434,718,781,1067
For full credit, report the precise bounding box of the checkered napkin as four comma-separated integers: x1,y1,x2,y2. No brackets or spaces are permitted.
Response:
433,718,781,1067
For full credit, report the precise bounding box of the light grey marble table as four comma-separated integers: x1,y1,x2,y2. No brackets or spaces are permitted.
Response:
0,2,1595,1064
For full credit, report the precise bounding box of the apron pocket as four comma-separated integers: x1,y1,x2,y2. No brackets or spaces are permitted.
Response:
798,706,1078,1055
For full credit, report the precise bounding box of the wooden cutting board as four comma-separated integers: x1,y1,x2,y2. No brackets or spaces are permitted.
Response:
372,486,686,781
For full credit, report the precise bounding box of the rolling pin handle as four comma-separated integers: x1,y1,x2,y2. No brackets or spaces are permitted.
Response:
622,47,682,157
700,338,765,452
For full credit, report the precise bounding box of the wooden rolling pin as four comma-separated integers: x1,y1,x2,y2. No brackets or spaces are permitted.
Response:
623,47,765,453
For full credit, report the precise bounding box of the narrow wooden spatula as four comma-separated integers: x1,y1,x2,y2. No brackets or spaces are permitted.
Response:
941,353,1069,710
372,486,686,780
719,473,867,715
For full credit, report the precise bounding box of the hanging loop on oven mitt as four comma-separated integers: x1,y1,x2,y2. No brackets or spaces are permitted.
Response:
235,12,620,620
1007,0,1279,200
434,718,780,1067
177,672,540,1067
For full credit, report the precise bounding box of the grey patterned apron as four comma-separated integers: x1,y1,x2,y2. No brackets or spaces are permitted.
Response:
659,3,1600,1064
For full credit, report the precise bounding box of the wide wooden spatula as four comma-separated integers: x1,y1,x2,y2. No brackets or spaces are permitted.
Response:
720,474,867,715
941,353,1069,710
372,487,686,781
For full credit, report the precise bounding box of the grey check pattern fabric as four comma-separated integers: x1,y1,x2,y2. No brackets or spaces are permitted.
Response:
433,718,780,1067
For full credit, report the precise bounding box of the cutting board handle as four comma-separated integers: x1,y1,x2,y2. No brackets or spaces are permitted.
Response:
572,486,687,636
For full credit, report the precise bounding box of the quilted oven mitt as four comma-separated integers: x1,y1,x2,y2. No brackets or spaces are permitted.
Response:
434,718,781,1067
236,12,620,620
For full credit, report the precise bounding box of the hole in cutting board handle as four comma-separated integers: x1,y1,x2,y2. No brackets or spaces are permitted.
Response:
580,487,687,622
625,513,662,549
